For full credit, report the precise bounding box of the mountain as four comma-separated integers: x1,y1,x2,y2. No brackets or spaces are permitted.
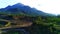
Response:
0,3,55,16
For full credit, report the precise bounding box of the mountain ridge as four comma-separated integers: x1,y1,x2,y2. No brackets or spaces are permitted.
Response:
0,3,55,16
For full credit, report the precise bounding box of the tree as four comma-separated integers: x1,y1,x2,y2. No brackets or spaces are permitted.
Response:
34,16,43,24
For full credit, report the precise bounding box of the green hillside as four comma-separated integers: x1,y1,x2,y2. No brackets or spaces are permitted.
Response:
0,13,59,34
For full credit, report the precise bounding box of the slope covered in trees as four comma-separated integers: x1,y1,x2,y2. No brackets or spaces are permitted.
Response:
0,13,59,34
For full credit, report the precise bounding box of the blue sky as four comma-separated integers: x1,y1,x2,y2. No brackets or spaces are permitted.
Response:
0,0,60,15
0,0,19,8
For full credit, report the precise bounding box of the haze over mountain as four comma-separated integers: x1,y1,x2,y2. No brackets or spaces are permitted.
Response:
0,3,55,16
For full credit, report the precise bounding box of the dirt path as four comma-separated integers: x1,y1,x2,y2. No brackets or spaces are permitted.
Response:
0,19,33,29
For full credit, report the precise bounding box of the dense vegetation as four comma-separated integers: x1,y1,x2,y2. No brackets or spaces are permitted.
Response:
0,13,60,34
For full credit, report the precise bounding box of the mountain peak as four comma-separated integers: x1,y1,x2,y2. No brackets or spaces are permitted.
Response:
13,3,25,7
14,3,23,5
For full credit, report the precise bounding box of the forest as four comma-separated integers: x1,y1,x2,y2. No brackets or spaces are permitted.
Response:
0,13,60,34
